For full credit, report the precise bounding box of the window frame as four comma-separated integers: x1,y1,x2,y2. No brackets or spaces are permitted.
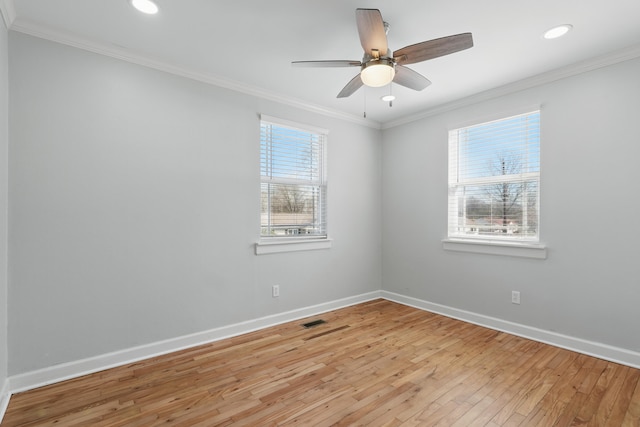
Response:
256,115,331,255
444,109,546,259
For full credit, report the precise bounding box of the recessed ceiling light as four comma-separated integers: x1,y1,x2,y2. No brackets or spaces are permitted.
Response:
381,95,396,102
130,0,159,15
543,24,573,40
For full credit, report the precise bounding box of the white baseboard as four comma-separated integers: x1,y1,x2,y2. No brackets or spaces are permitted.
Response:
382,291,640,369
4,289,639,420
0,377,9,423
8,291,382,395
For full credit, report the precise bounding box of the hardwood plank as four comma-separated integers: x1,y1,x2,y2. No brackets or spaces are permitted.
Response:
572,362,626,424
592,365,634,426
621,377,640,426
2,299,639,426
453,395,496,427
611,367,640,425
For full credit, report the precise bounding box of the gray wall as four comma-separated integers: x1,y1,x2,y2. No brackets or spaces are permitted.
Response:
8,32,382,374
6,28,640,378
382,57,640,352
0,17,8,388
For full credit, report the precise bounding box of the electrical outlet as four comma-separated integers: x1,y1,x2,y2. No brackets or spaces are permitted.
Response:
272,285,280,298
511,291,521,305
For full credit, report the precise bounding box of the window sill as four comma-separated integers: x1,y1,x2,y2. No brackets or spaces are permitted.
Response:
255,238,332,255
442,238,547,259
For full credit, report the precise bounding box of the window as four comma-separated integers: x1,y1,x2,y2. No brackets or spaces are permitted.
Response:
448,111,540,242
260,115,327,239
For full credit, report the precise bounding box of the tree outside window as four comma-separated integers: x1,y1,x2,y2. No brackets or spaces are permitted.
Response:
448,111,540,241
260,116,327,238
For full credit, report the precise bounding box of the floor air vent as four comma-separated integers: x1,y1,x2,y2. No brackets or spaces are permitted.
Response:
302,319,326,328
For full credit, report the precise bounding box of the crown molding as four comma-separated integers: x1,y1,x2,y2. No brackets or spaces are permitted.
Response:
9,18,382,130
0,0,15,29
7,13,640,131
382,43,640,130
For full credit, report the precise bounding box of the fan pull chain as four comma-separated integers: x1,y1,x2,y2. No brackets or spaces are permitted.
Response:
363,87,367,118
388,76,393,108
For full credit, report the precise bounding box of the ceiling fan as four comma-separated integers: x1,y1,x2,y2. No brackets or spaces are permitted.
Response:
292,8,473,98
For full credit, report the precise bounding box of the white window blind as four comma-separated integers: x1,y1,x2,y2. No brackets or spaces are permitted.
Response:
260,116,327,238
448,111,540,241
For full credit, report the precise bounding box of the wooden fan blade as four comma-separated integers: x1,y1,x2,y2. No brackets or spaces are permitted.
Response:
393,65,432,91
355,8,388,57
292,60,362,68
394,33,473,65
337,74,364,98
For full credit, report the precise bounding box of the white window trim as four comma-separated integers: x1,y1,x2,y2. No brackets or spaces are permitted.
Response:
260,114,329,137
442,238,547,259
257,115,330,254
447,108,541,247
255,238,333,255
448,105,542,131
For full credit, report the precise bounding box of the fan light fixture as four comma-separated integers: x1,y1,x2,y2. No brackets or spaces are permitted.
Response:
292,9,473,99
543,24,572,39
361,61,395,87
130,0,159,14
381,94,396,102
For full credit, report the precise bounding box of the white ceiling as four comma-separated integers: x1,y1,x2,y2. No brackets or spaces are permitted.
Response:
3,0,640,126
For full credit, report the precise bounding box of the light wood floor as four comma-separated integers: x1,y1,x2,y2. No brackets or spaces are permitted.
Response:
3,299,639,426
